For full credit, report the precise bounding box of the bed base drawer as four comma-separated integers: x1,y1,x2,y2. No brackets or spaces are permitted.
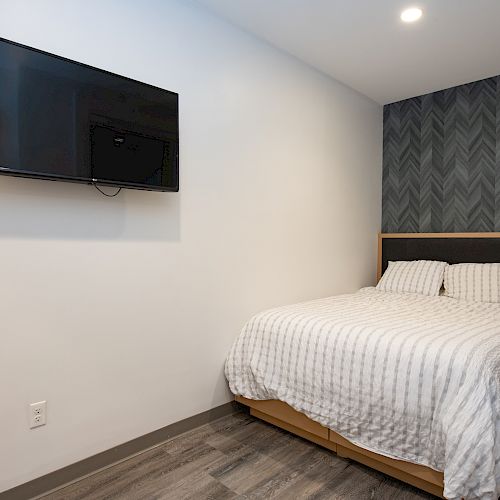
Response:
330,429,443,492
235,396,444,498
234,396,329,440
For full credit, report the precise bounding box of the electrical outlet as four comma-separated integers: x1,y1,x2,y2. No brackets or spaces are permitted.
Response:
29,401,46,428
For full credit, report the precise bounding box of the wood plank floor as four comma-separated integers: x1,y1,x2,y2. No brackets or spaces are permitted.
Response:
41,412,437,500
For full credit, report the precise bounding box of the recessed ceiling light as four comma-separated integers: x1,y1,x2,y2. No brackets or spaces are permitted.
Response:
401,7,423,23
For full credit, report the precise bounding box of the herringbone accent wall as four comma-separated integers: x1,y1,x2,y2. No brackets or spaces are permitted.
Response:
382,75,500,233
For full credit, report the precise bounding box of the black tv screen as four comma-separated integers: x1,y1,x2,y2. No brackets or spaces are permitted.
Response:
0,38,179,192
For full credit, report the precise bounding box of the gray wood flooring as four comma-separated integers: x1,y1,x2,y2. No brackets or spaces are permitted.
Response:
42,411,436,500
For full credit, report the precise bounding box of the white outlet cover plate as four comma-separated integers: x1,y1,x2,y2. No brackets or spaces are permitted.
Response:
29,401,46,428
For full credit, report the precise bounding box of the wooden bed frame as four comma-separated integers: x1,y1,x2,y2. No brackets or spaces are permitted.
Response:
236,232,500,499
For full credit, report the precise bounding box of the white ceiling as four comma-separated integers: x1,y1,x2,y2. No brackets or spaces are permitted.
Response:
195,0,500,104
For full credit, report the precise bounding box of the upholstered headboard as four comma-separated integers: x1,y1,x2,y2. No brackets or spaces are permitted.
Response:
377,233,500,281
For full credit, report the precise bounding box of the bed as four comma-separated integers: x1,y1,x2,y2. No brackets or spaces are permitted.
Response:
226,233,500,499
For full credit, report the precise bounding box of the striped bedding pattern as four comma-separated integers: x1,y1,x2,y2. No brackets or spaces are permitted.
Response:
225,288,500,499
376,260,447,296
445,263,500,303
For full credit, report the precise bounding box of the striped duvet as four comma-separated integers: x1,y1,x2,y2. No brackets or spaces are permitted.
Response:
225,288,500,499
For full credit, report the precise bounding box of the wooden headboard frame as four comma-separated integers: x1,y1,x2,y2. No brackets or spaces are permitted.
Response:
377,232,500,281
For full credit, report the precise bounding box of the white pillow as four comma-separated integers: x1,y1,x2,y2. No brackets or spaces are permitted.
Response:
444,263,500,303
377,260,447,297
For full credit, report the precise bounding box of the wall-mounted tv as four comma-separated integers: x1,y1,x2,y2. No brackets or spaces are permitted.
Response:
0,38,179,192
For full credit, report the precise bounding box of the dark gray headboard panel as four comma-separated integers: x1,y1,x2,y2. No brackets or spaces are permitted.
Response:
380,235,500,277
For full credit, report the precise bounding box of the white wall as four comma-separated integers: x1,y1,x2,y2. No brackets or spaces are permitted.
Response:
0,0,382,491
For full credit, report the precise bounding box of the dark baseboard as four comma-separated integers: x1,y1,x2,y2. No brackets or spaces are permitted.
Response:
1,401,240,500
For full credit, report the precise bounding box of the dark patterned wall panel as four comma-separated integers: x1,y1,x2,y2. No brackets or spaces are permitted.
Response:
382,75,500,233
398,97,421,232
496,79,500,231
382,104,400,232
421,92,444,232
